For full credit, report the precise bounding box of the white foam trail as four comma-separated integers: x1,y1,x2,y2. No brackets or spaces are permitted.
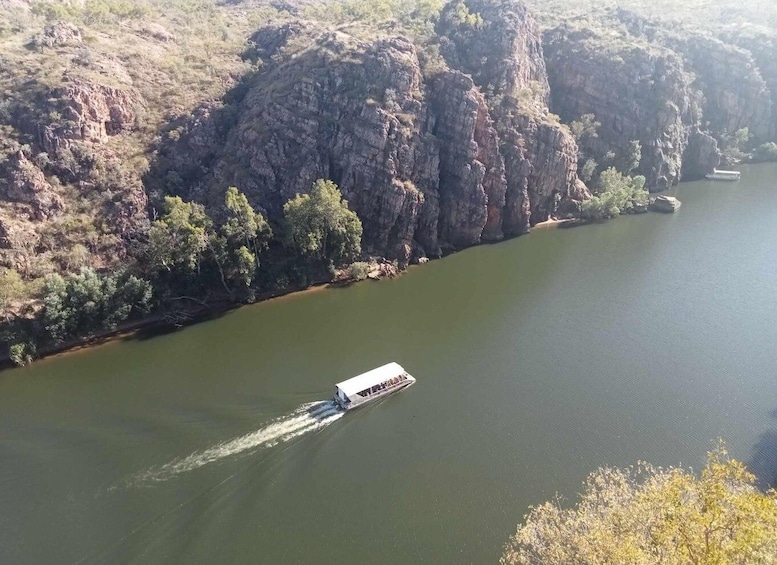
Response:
135,401,344,483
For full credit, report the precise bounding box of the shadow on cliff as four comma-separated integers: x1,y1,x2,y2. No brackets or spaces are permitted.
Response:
748,408,777,489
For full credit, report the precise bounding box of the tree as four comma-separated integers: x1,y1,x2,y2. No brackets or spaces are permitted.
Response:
41,267,152,343
501,444,777,565
0,268,26,320
148,196,212,273
581,167,648,220
283,179,363,266
222,186,272,256
580,158,598,183
220,187,272,288
569,113,600,143
616,139,642,175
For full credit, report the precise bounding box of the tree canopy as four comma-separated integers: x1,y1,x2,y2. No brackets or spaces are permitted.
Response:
501,444,777,565
283,179,363,266
41,267,152,343
0,268,26,320
148,196,212,274
581,167,648,220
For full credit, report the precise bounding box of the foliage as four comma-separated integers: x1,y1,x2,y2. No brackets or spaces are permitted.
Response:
720,127,752,164
581,167,648,220
580,158,598,183
502,443,777,565
148,196,212,274
347,261,372,281
616,140,642,175
219,187,272,288
0,268,26,320
41,267,152,343
752,142,777,163
8,337,36,367
283,180,363,267
569,113,600,144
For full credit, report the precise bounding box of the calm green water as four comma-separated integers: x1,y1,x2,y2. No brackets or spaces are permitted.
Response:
3,165,777,564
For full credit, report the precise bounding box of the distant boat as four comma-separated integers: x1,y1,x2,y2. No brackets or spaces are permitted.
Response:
705,169,741,181
333,362,416,410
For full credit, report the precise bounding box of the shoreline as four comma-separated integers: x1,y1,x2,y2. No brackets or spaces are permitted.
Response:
0,279,336,370
0,205,666,370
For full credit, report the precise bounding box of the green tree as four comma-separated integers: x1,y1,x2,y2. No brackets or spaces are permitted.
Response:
0,268,26,320
283,179,363,266
148,196,212,273
220,187,272,288
581,167,648,220
41,267,152,343
616,139,642,175
569,113,600,143
580,158,598,183
502,444,777,565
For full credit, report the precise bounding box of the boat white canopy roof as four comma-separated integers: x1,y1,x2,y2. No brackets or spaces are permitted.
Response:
335,362,406,396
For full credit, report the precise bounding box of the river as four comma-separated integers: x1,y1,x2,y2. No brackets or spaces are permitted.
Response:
2,164,777,564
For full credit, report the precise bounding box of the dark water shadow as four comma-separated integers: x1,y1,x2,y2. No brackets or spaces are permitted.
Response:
748,408,777,489
129,308,235,342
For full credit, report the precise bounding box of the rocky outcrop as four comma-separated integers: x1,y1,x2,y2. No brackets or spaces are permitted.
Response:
430,71,498,245
544,25,693,190
682,128,720,180
41,78,142,152
436,0,549,102
721,27,777,139
436,0,586,228
664,34,773,143
214,31,443,263
1,150,62,219
32,20,82,49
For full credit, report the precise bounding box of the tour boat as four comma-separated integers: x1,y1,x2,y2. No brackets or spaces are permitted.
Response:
705,169,741,181
333,362,416,410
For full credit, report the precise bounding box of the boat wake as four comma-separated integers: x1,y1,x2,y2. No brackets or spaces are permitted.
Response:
134,400,344,483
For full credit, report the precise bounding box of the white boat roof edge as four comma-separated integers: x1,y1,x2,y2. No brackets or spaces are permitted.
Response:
335,362,408,396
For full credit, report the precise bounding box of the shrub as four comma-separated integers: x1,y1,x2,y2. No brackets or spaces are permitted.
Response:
347,261,371,281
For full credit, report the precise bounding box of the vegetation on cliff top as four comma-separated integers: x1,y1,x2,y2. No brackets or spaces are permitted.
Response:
502,443,777,565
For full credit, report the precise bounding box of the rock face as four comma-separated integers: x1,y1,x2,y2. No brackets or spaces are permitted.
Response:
668,35,773,143
41,78,142,152
544,11,777,188
544,26,693,190
437,0,550,101
682,128,720,180
158,0,588,265
0,150,62,219
32,20,82,48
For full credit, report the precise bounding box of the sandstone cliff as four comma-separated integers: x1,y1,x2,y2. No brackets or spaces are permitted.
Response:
542,10,777,187
155,0,589,265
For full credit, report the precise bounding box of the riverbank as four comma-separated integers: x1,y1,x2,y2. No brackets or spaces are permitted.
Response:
0,196,695,370
0,280,335,370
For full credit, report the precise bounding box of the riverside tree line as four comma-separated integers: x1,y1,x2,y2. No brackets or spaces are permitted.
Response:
1,179,363,365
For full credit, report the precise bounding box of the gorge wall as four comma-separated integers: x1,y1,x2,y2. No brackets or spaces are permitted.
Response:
542,9,777,188
4,0,777,281
155,0,588,266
